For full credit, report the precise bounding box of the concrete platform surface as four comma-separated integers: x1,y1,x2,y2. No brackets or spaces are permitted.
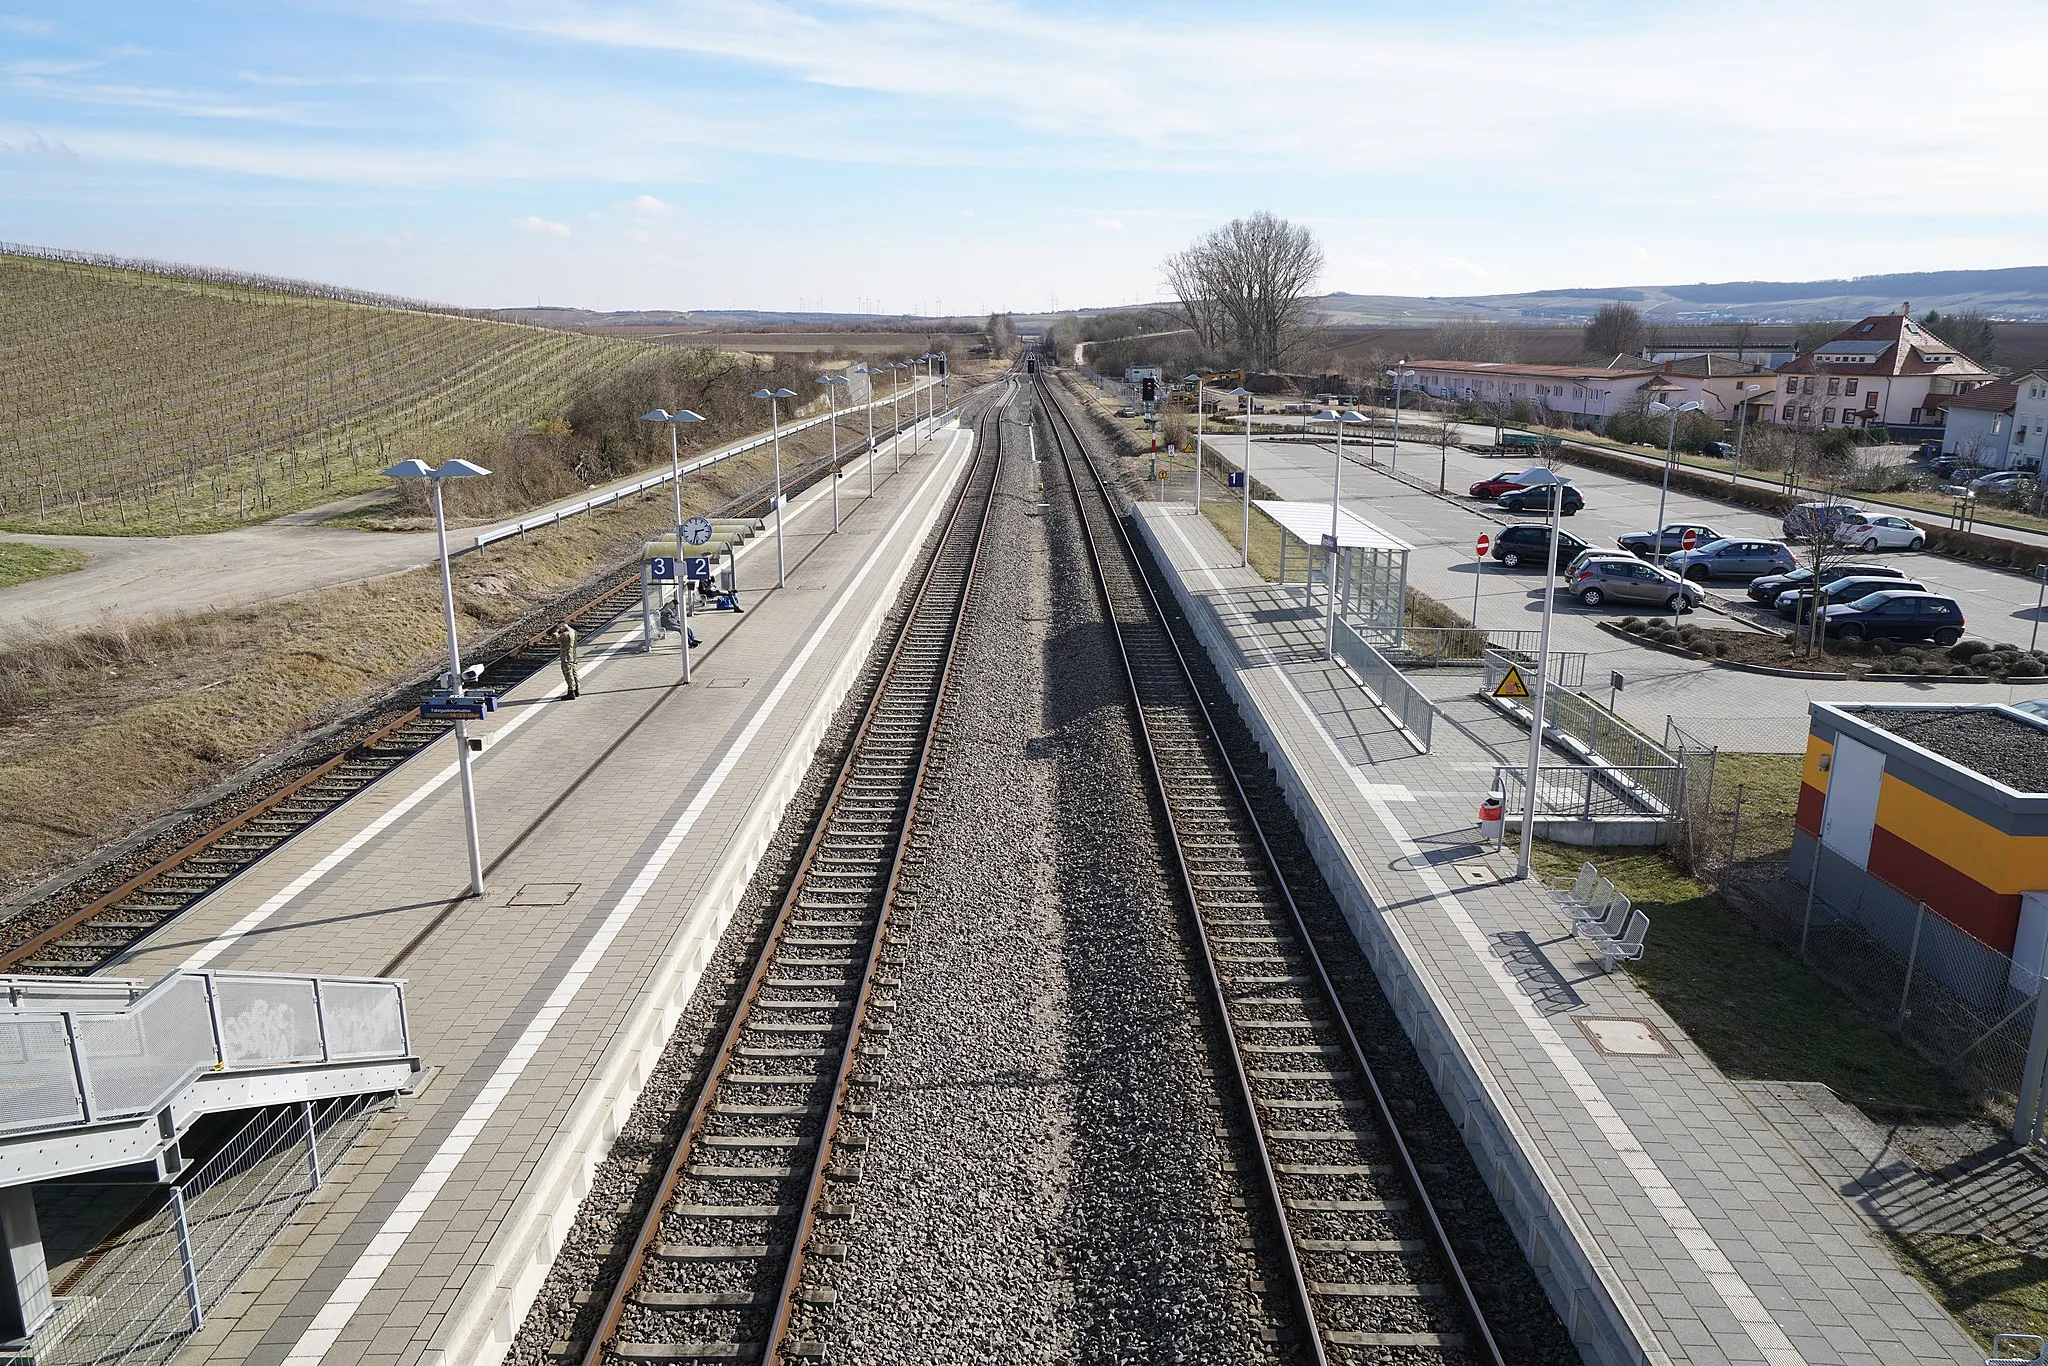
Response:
96,419,975,1366
1133,500,1982,1366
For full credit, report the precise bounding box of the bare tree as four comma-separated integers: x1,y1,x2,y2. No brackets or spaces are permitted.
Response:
1162,211,1324,371
984,312,1019,359
1584,302,1646,360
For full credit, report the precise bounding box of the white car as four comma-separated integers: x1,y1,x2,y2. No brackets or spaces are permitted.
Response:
1970,470,2036,495
1828,513,1926,552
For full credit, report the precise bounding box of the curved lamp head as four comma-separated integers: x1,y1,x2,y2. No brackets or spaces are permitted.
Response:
382,457,490,479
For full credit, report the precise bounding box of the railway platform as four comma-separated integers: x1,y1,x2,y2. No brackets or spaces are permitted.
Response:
1131,500,1982,1366
70,418,976,1366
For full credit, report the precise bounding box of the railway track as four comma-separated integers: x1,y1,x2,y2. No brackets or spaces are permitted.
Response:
1036,373,1506,1365
0,402,945,977
577,387,1006,1365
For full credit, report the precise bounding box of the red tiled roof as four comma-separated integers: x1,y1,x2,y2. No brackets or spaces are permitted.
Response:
1946,377,2019,413
1407,359,1657,382
1777,313,1990,379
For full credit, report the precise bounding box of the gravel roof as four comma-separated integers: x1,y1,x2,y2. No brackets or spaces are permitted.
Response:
1852,706,2048,793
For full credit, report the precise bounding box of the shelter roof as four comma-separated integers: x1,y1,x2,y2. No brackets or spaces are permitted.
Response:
1253,501,1415,553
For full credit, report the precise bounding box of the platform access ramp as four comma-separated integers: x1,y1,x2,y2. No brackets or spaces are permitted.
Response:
2,969,417,1185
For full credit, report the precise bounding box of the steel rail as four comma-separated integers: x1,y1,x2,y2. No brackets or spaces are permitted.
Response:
579,385,1006,1366
1036,372,1505,1365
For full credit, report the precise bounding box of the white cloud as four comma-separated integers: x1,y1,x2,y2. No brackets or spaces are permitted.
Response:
0,14,55,35
512,215,571,238
0,132,78,161
622,193,670,214
1093,216,1124,231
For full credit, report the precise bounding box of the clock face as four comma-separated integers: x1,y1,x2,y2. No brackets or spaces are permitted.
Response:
681,515,714,546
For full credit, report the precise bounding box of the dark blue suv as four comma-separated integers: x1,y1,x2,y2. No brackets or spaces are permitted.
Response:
1821,590,1966,645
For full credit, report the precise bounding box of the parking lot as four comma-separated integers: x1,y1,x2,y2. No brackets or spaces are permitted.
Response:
1200,431,2048,751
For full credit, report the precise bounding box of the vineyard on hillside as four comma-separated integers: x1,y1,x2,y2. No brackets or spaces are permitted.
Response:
0,248,664,533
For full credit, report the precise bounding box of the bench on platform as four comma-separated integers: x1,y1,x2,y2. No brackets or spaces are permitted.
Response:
1548,859,1650,972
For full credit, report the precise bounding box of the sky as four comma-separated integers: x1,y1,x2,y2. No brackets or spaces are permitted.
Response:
2,0,2045,315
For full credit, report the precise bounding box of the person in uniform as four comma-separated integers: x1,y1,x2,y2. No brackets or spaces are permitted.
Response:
554,623,580,698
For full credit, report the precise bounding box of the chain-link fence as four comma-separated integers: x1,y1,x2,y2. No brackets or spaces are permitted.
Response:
1721,834,2037,1118
46,1093,387,1366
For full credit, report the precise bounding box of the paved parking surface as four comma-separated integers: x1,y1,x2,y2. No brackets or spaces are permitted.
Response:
1198,432,2047,751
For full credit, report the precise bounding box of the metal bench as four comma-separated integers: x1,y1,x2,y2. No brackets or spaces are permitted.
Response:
1547,861,1599,912
1990,1334,2047,1366
1572,889,1631,943
1589,908,1650,973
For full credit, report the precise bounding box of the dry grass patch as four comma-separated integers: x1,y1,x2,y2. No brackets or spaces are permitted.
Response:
0,432,806,900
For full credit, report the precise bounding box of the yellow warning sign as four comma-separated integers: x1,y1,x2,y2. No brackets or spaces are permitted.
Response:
1492,665,1532,699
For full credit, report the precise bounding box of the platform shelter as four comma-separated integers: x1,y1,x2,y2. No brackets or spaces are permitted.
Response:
1254,500,1414,645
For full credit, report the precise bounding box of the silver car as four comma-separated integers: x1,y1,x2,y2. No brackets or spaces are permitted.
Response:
1567,558,1705,611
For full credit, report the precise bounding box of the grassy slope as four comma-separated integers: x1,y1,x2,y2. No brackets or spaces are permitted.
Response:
0,253,658,535
0,542,85,588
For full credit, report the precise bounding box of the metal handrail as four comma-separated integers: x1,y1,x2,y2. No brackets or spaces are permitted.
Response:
1,969,411,1136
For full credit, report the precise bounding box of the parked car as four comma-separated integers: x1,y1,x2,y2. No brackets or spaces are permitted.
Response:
1491,524,1591,569
1781,502,1866,540
1616,522,1724,558
1828,513,1926,552
1565,549,1641,580
1664,538,1799,581
1569,559,1704,612
1775,576,1928,622
1970,470,2036,495
1114,407,1141,417
1746,562,1906,604
1930,452,1972,476
1498,484,1584,516
1702,440,1736,460
1821,590,1967,645
1468,469,1535,499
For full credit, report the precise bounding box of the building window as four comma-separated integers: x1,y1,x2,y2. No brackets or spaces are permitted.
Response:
1781,406,1796,421
1801,406,1814,422
1844,378,1858,395
1802,377,1816,395
1827,378,1841,396
1823,407,1836,423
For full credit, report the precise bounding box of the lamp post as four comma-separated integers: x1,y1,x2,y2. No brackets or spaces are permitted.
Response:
751,387,798,586
1516,471,1569,881
852,365,878,496
381,456,491,898
887,362,906,472
1316,407,1367,659
639,407,708,683
1646,399,1706,553
916,352,937,452
1184,373,1205,509
1229,386,1256,567
817,373,847,531
1731,382,1761,483
1385,368,1416,473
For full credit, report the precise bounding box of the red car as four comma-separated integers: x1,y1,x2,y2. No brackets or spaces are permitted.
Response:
1468,470,1531,499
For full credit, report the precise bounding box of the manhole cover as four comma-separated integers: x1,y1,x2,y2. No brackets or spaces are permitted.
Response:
1456,865,1497,887
511,882,580,907
707,678,749,689
1576,1017,1674,1057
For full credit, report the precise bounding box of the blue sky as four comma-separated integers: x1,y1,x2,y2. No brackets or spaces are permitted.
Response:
2,0,2043,313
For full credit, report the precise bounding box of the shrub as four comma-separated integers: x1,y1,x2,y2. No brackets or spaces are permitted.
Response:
2014,657,2046,678
1710,640,1730,657
1620,616,1642,630
1889,659,1921,675
1950,639,1991,661
1952,665,1974,676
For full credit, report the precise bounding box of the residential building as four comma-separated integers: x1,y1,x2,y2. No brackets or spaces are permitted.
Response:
1772,307,1994,432
1398,359,1658,425
1952,369,2048,469
2013,369,2048,471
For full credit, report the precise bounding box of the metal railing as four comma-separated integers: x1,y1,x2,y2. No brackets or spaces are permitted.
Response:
465,379,944,554
1332,618,1433,751
1478,646,1590,696
43,1093,386,1366
1398,625,1556,668
1494,762,1685,821
1,970,410,1135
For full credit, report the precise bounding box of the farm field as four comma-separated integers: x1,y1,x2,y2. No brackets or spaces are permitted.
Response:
0,250,662,535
